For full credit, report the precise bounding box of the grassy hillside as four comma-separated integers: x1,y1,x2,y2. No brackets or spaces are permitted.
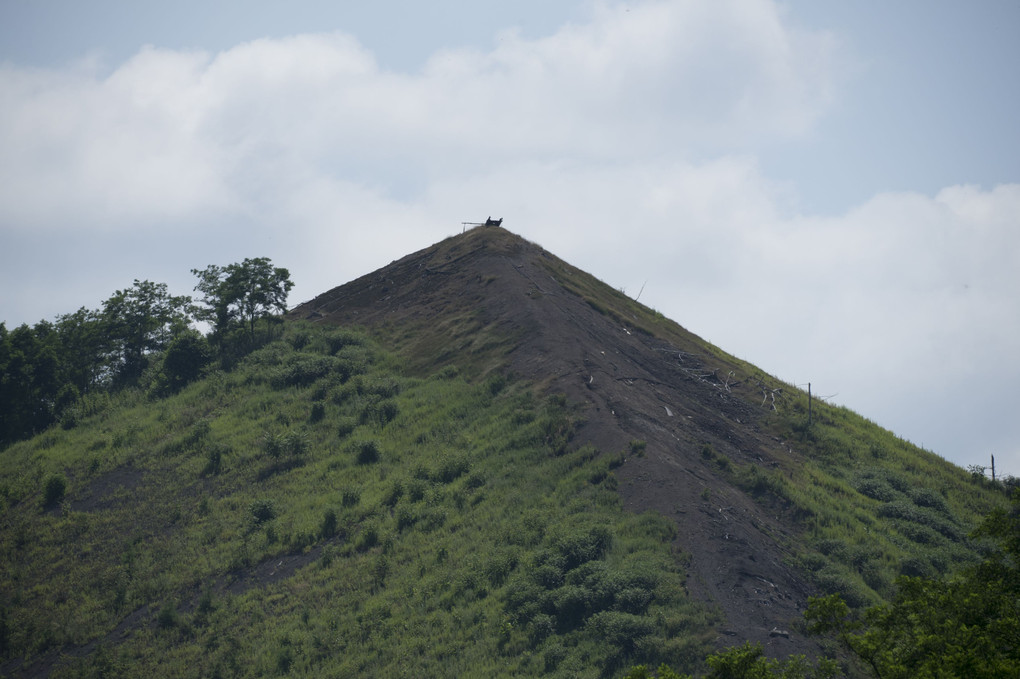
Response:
1,227,1010,677
0,323,717,677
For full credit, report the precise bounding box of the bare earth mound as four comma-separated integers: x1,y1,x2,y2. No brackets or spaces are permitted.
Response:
291,226,822,656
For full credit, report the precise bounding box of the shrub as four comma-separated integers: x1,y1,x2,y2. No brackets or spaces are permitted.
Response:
249,498,277,526
159,332,212,393
485,549,519,586
486,373,508,396
202,444,226,476
528,614,555,646
356,524,379,552
555,525,612,570
909,487,951,515
615,587,654,614
434,454,470,483
543,642,568,672
553,585,591,630
157,603,179,630
396,506,417,531
360,398,399,427
587,611,655,654
878,501,962,541
320,508,338,539
855,477,898,502
357,440,380,465
42,474,67,508
382,480,404,508
322,329,364,355
813,565,870,608
337,417,357,439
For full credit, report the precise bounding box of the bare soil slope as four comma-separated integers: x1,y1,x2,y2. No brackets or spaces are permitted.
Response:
291,226,820,655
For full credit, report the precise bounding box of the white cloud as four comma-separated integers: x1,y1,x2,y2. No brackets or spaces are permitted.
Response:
0,0,838,233
0,0,1017,475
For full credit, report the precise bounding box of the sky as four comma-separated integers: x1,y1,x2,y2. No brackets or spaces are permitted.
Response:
1,0,1018,476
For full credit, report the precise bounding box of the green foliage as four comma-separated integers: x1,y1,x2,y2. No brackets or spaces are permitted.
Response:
1,310,1004,678
703,642,838,679
192,256,294,351
356,439,381,464
249,498,277,526
805,491,1020,678
101,279,194,385
152,331,211,395
42,473,67,508
625,642,839,679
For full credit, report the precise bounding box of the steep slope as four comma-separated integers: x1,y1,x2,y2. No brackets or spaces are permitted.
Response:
0,226,1004,677
291,225,1003,655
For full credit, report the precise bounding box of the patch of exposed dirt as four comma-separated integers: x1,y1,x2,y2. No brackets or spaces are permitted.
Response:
289,226,824,657
69,467,144,513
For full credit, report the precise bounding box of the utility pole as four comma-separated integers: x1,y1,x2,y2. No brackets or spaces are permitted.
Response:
807,382,812,427
991,454,996,482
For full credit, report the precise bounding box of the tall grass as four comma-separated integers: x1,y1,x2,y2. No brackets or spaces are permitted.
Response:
0,322,716,678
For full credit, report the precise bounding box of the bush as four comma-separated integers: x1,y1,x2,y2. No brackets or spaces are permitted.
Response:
157,603,180,630
909,487,951,515
587,611,655,654
855,477,898,502
396,506,417,531
878,501,962,541
323,329,364,355
434,454,470,483
202,444,226,476
270,355,342,389
42,474,67,508
159,332,212,393
249,498,277,526
357,440,380,465
356,524,379,552
337,417,357,439
382,480,404,507
555,525,612,570
320,508,338,539
528,613,555,646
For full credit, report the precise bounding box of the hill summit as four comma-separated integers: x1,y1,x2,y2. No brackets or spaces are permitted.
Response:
2,225,1003,676
288,226,867,652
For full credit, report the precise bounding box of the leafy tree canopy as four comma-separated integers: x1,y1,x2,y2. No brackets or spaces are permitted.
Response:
101,279,193,384
192,257,293,344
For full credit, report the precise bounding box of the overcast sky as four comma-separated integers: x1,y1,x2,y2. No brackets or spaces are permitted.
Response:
2,0,1018,476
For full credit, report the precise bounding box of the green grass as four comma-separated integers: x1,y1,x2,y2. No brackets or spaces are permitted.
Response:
0,322,716,678
729,386,1006,608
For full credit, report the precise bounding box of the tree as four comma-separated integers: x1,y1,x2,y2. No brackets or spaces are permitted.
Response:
192,257,294,346
805,490,1020,679
53,306,108,393
101,280,193,384
0,321,61,446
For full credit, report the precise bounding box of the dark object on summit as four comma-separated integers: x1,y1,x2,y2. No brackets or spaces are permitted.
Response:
484,216,503,227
